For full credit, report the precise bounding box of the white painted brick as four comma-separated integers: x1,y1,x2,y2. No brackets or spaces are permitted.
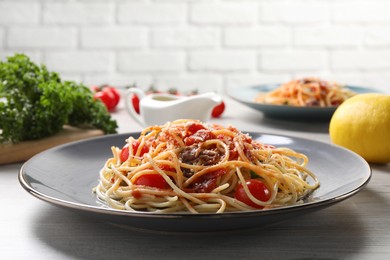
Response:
261,2,329,23
333,3,390,23
260,50,327,71
331,51,390,70
152,28,219,49
224,26,291,47
364,26,390,47
58,73,83,84
331,71,390,93
44,51,112,73
0,51,42,64
359,73,390,93
155,75,221,93
81,27,148,48
328,72,364,87
7,27,77,49
1,0,390,95
189,51,256,72
43,3,113,25
0,29,3,49
83,74,153,89
118,3,186,25
191,3,257,25
0,2,39,25
294,26,362,47
118,52,185,72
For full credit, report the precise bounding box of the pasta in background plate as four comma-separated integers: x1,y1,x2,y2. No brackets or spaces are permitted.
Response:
256,77,356,107
94,120,320,214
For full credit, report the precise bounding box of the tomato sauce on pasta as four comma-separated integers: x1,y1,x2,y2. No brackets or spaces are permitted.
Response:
94,120,320,213
256,77,355,107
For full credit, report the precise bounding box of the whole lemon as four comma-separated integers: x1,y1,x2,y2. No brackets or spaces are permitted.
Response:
329,93,390,163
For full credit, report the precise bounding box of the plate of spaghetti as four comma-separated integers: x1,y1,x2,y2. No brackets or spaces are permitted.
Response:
229,78,380,119
19,120,371,232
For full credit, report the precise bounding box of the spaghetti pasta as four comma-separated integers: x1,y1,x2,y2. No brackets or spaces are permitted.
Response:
94,120,320,213
255,77,355,107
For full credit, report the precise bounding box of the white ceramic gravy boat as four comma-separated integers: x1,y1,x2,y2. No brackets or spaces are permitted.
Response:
125,88,222,126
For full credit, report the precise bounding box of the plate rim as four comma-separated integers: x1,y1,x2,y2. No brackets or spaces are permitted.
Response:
18,131,372,220
228,84,384,116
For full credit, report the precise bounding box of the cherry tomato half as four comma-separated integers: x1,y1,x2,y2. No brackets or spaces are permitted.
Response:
234,179,271,209
211,101,225,118
134,174,169,189
189,169,227,193
120,145,130,162
120,141,149,162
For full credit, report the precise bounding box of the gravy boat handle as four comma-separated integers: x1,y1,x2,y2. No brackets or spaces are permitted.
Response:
125,88,146,126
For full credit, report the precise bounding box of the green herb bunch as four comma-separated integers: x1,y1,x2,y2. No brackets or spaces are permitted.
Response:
0,54,117,143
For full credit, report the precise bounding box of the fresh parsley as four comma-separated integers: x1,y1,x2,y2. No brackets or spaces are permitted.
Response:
0,53,117,143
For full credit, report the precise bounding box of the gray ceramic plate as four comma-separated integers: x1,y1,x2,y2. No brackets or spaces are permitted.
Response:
19,132,371,232
228,85,380,120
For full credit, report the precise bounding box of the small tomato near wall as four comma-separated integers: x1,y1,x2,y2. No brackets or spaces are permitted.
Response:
92,85,121,111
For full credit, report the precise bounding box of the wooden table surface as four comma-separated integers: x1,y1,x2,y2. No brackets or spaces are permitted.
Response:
1,97,389,260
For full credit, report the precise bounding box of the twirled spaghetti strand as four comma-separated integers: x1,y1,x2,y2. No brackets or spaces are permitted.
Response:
94,120,320,213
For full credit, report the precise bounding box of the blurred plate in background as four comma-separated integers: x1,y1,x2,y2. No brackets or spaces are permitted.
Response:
228,85,381,120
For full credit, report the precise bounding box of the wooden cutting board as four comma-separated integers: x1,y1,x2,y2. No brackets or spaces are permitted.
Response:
0,125,104,165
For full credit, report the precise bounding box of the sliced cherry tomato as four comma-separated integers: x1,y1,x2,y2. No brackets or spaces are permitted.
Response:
211,101,225,118
133,141,149,157
120,144,130,162
159,164,175,172
188,169,226,193
186,122,206,136
203,169,226,180
134,174,169,189
191,178,218,193
132,94,140,114
234,179,271,209
184,129,216,146
120,141,149,162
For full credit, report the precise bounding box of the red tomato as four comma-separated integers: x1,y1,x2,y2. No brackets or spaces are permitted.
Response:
120,144,129,162
90,85,101,92
119,141,149,162
133,141,149,157
159,164,175,172
186,122,206,136
211,101,225,118
184,129,216,146
188,169,226,193
234,179,271,209
93,90,116,111
92,85,121,111
134,174,169,189
191,178,218,193
131,94,140,114
102,86,120,107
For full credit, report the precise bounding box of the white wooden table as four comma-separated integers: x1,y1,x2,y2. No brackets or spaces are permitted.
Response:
1,97,389,259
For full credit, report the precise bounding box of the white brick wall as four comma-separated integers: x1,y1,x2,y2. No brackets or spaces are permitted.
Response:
1,0,390,93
